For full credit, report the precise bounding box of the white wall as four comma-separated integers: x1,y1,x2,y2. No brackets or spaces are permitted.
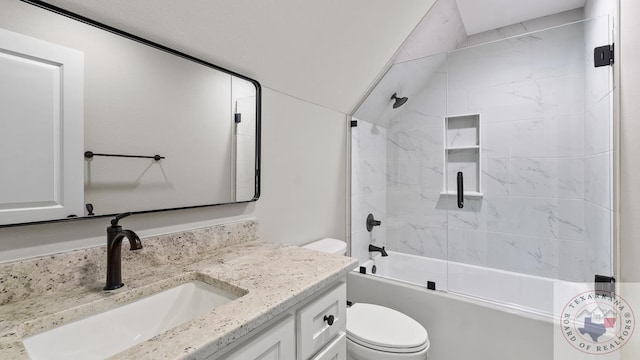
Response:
254,89,347,246
0,87,347,262
619,0,640,282
42,0,437,115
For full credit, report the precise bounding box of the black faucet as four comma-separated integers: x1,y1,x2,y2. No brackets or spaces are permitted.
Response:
104,212,143,290
368,244,388,257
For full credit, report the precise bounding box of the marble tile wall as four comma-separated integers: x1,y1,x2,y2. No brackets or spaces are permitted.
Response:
393,0,467,64
458,9,584,48
446,20,593,282
351,119,387,264
385,9,614,282
353,0,615,283
351,0,465,263
386,54,449,260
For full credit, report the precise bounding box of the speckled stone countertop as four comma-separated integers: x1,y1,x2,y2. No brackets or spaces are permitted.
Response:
0,219,357,359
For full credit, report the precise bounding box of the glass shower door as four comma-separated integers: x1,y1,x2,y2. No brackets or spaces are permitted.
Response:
384,53,450,289
445,17,614,315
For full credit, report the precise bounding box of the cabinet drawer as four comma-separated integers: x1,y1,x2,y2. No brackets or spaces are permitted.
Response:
310,332,346,360
223,315,295,360
297,282,346,360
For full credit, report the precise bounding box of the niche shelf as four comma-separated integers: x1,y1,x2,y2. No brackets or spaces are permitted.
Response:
441,114,483,197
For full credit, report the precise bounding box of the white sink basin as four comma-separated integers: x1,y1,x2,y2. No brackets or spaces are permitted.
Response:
23,280,242,360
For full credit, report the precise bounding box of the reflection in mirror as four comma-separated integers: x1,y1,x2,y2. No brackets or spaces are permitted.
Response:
0,0,260,226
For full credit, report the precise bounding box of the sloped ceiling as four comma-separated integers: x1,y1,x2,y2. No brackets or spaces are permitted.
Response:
42,0,436,114
455,0,585,35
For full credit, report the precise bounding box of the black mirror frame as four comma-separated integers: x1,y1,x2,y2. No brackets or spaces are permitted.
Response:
1,0,262,228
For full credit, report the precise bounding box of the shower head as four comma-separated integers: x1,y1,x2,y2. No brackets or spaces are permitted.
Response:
390,93,408,109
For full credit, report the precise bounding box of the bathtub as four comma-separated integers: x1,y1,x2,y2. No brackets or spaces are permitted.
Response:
348,251,560,360
356,250,576,316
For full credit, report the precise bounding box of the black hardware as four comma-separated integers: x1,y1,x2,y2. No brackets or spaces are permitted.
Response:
371,265,377,274
85,151,165,161
323,315,335,326
368,244,388,257
86,203,95,216
351,120,358,127
366,213,382,232
359,266,367,274
346,300,353,307
427,281,436,291
390,93,409,109
66,214,77,218
594,44,614,67
457,172,464,209
595,275,616,297
234,113,242,124
104,213,143,290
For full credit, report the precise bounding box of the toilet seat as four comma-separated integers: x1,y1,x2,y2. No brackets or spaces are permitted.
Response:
346,303,429,354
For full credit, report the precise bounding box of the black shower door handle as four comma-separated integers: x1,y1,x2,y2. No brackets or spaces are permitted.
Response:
457,172,464,209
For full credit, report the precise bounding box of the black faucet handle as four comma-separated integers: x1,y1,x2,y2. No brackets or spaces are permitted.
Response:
111,212,132,226
366,213,382,232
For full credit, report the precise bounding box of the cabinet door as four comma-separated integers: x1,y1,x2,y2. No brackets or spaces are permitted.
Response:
297,282,346,360
223,316,295,360
310,332,346,360
0,28,84,225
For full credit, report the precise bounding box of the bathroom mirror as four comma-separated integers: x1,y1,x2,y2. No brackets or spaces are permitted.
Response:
0,0,261,226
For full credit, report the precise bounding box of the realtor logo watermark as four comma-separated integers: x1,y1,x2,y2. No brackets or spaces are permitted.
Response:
560,290,635,355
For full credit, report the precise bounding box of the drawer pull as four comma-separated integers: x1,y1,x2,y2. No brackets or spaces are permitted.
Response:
323,315,335,326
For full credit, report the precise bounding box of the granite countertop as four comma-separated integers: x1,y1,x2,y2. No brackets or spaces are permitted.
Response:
0,219,358,359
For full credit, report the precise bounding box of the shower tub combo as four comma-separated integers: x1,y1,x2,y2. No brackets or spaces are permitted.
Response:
347,252,556,360
349,5,615,359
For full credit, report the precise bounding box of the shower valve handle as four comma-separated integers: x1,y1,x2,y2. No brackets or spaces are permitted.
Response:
366,214,382,232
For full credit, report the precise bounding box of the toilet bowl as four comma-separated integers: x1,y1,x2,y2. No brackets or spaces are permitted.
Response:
347,302,429,360
303,238,430,360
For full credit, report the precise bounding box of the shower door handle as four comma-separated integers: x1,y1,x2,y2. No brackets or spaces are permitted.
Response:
457,172,464,209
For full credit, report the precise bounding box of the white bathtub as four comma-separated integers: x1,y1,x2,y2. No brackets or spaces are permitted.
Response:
347,251,566,360
356,251,574,317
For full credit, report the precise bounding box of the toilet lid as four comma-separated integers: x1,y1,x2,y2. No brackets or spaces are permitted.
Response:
347,303,429,353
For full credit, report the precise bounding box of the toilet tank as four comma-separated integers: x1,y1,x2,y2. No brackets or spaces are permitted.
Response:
302,238,346,255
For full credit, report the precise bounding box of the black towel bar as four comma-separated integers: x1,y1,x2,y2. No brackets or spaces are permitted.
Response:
84,151,165,161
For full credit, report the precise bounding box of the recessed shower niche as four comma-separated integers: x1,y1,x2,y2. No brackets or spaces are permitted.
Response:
442,114,482,197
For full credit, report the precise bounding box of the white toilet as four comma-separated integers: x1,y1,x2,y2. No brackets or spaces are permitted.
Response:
303,238,430,360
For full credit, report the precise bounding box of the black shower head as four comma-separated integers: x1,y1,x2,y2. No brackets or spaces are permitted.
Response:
390,93,408,109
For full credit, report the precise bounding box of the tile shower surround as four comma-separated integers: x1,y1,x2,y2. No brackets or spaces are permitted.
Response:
352,2,613,282
351,120,387,263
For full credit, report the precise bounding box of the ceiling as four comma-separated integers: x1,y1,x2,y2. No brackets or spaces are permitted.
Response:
455,0,586,35
42,0,437,114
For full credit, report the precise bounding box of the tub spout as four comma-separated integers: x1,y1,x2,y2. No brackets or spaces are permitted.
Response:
369,244,388,257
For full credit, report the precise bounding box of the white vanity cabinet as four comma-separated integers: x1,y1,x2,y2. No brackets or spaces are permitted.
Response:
222,316,295,360
297,282,346,360
217,281,347,360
